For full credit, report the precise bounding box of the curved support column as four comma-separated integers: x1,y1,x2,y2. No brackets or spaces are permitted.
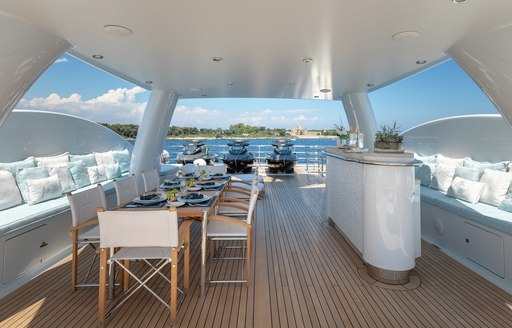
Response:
130,90,178,179
0,14,71,126
447,25,512,127
341,92,377,150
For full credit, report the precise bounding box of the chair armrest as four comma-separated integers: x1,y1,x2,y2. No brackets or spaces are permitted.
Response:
70,218,99,232
216,202,249,212
209,215,250,227
218,196,250,205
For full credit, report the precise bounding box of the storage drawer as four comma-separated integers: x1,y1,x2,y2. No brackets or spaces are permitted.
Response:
464,222,505,278
3,225,49,284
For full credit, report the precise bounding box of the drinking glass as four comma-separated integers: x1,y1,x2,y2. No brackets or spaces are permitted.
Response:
357,133,364,149
349,133,358,147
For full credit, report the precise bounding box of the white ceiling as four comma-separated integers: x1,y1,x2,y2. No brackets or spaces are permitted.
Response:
1,0,512,100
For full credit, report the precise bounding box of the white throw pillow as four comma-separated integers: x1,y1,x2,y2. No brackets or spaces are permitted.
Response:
437,154,463,167
104,163,122,179
463,158,508,172
479,169,512,206
47,164,77,193
0,170,22,210
35,152,69,167
26,175,63,205
446,177,486,204
428,164,456,193
87,165,108,184
16,166,50,203
113,149,131,172
94,151,116,166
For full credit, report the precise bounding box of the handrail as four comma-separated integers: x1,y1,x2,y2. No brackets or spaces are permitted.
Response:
161,143,327,174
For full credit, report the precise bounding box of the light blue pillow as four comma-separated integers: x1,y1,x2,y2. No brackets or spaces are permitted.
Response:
498,195,512,213
104,163,122,179
16,166,49,202
415,163,436,186
0,156,35,176
454,166,482,182
463,158,508,172
113,149,131,173
70,154,97,167
67,160,91,189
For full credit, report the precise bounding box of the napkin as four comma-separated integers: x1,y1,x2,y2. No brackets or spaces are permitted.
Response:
182,193,204,200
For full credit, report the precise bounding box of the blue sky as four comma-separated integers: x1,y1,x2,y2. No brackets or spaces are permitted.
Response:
18,53,497,131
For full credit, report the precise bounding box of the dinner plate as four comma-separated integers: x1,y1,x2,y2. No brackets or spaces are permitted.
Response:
196,182,221,189
187,187,201,191
160,183,182,189
167,201,185,207
178,194,211,204
132,194,167,205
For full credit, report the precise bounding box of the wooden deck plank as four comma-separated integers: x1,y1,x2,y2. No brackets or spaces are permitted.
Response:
1,168,512,327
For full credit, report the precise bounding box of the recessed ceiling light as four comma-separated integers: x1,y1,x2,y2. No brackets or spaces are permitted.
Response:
416,59,427,65
212,57,223,62
201,94,208,97
452,0,466,3
314,95,319,98
392,31,420,41
367,83,374,87
320,88,331,93
103,25,133,37
145,80,153,85
227,82,234,85
92,54,103,59
288,82,296,86
190,87,202,92
302,57,313,63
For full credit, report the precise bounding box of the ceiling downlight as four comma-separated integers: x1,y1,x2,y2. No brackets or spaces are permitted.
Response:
103,25,133,37
392,31,420,41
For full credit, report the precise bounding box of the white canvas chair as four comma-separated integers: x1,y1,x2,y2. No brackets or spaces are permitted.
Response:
217,180,259,217
181,163,197,176
207,185,259,284
222,172,260,200
67,184,106,290
141,168,160,193
97,208,187,326
197,164,227,176
113,175,139,206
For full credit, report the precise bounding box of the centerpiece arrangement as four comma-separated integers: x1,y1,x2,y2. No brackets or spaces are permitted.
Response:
374,121,404,153
334,120,350,147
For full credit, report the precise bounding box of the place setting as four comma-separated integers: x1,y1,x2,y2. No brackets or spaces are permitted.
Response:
123,193,167,208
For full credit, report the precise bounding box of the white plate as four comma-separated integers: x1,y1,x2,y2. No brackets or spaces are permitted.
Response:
160,183,181,189
196,182,221,189
187,187,201,191
178,194,211,204
167,201,185,207
132,194,167,205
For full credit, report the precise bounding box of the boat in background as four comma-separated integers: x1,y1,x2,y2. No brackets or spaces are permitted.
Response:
222,140,255,173
266,139,297,174
176,140,212,164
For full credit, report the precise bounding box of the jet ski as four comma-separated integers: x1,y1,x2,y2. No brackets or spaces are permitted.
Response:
176,140,212,164
222,140,255,173
266,139,297,174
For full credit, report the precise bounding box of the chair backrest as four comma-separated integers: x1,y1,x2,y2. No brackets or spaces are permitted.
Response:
98,209,179,248
245,185,259,225
141,169,160,193
181,163,197,175
113,175,139,206
67,184,107,227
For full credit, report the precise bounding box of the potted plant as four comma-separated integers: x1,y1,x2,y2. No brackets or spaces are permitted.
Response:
374,121,404,153
167,188,179,202
334,120,349,146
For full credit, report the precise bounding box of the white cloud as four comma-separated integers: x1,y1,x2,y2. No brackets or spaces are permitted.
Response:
54,57,69,64
16,87,148,124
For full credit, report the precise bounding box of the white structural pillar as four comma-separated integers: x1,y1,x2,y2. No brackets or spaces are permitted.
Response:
341,92,377,150
447,25,512,127
130,90,178,176
0,14,70,126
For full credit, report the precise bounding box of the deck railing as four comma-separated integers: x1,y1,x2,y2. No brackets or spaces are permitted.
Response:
162,144,326,174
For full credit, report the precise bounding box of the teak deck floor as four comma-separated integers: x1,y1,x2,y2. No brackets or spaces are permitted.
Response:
1,169,512,327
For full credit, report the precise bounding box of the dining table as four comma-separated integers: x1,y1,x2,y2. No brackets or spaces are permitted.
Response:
115,178,229,299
